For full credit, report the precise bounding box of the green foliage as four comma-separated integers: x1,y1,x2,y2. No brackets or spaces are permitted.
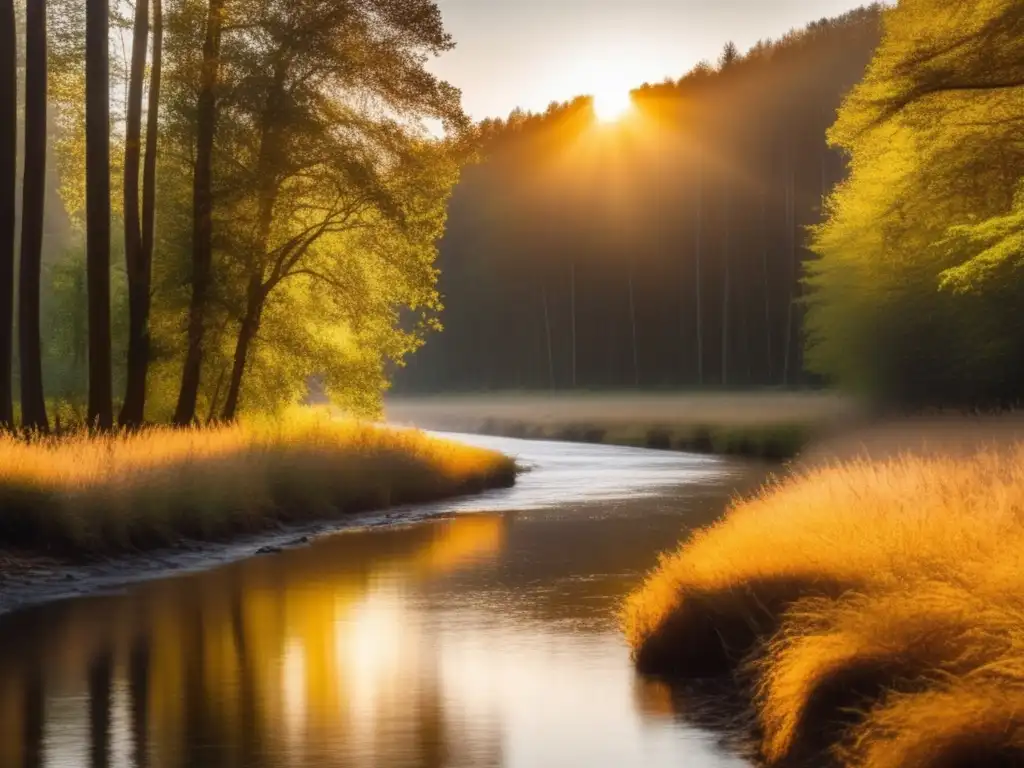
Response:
807,0,1024,406
34,0,467,424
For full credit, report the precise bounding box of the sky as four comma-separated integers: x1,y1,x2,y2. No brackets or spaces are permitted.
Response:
428,0,871,122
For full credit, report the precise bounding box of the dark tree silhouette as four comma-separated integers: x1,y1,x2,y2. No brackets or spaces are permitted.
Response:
120,0,160,427
19,0,49,431
174,0,224,426
0,0,14,428
86,0,113,429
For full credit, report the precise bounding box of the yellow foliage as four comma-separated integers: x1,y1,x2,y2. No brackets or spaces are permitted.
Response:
0,410,516,556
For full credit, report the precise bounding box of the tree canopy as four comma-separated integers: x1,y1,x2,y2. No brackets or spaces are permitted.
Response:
806,0,1024,404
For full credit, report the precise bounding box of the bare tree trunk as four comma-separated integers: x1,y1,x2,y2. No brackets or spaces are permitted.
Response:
142,0,163,270
120,0,150,427
761,192,772,383
221,276,261,421
86,0,113,429
721,183,730,388
541,283,554,390
694,154,704,386
175,0,224,425
220,68,284,422
628,263,639,387
205,365,225,424
19,0,48,431
0,0,14,428
782,163,796,387
570,260,576,388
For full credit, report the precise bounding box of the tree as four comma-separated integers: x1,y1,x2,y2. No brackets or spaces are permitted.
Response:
120,0,160,427
806,0,1024,404
200,0,466,420
174,0,223,426
0,0,14,428
19,0,48,431
86,0,113,429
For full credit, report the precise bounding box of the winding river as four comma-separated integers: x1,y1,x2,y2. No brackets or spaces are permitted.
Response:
0,433,769,767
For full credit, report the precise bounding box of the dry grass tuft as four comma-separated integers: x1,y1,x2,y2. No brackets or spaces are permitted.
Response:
623,444,1024,766
840,677,1024,768
0,411,516,558
757,584,1024,765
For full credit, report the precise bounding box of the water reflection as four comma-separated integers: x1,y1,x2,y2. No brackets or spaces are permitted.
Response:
0,489,753,768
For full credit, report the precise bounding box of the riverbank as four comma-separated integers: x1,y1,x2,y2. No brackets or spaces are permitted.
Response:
624,418,1024,766
386,392,865,460
0,414,516,561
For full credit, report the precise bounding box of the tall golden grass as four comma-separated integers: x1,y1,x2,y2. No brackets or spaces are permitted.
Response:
0,411,516,558
623,445,1024,766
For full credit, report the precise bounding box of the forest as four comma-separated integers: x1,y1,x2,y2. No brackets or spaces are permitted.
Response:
2,0,1023,432
399,0,1024,408
397,6,884,395
1,0,467,430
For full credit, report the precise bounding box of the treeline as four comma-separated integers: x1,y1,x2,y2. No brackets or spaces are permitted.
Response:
396,6,884,393
0,0,464,430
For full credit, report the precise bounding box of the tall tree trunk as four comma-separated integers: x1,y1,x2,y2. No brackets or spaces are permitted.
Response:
205,365,225,423
174,0,224,425
541,283,554,390
19,0,48,432
782,163,796,387
761,192,772,383
721,183,730,388
220,276,261,421
119,0,150,427
219,74,283,423
0,0,15,428
86,0,113,429
628,262,639,387
694,155,703,387
570,260,576,388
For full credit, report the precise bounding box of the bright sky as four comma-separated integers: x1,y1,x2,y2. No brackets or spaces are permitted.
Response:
429,0,870,122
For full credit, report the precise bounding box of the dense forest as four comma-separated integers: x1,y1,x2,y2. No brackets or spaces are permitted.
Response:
3,0,1023,426
1,0,466,429
397,6,885,393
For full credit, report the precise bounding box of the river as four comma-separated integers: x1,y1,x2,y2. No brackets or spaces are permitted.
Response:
0,433,769,768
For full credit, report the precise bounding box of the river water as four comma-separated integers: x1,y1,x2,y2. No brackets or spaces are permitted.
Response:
0,433,768,768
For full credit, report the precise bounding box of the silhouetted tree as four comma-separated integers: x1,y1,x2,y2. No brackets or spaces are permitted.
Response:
0,0,14,428
120,0,156,427
86,0,112,429
20,0,48,431
174,0,224,426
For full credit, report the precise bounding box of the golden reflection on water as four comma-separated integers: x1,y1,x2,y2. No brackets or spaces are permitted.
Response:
0,515,505,768
0,505,749,768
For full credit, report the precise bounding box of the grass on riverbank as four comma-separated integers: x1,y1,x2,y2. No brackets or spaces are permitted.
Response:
386,392,863,460
622,445,1024,766
0,414,516,559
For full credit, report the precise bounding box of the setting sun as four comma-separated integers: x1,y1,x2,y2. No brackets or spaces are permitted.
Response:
592,88,634,123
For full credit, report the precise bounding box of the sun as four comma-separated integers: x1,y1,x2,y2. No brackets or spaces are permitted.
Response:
592,87,634,123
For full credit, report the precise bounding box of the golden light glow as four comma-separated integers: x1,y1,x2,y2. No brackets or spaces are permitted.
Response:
592,87,633,123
